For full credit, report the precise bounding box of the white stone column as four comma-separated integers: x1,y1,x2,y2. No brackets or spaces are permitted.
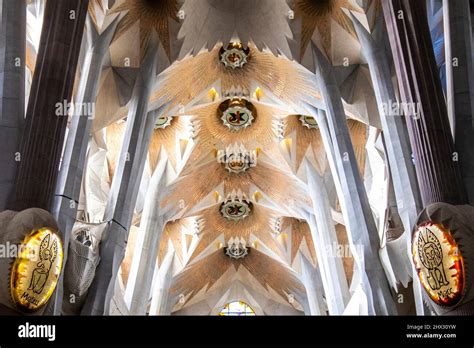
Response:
349,14,426,315
51,14,120,314
124,156,169,314
310,43,397,314
300,254,326,315
149,249,175,315
305,160,349,314
81,38,163,315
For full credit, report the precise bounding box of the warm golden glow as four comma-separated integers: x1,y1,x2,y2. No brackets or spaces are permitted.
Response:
253,191,262,202
218,300,256,316
253,87,263,101
280,138,292,156
412,222,464,306
149,44,318,123
208,87,219,102
277,232,288,243
10,228,63,312
230,42,243,49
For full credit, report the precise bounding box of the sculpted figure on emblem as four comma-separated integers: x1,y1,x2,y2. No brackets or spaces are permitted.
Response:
28,234,58,294
418,228,449,291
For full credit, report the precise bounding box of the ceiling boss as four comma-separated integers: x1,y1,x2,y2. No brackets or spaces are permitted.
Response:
299,115,319,129
218,144,257,174
220,198,253,222
219,42,250,69
219,98,256,131
154,115,173,129
225,237,249,260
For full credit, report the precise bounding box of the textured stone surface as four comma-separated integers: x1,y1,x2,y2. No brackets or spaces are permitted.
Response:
310,44,397,315
443,0,474,204
81,39,163,315
382,0,467,206
305,160,349,314
149,249,175,315
0,0,26,210
125,158,169,314
349,13,426,314
7,0,89,211
51,15,120,314
300,254,326,315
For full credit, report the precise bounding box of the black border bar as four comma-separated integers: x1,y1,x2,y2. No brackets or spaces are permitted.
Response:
0,315,472,346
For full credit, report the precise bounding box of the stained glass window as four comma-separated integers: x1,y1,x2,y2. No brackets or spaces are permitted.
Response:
218,301,256,316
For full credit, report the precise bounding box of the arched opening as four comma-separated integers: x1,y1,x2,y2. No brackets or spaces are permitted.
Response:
218,301,256,316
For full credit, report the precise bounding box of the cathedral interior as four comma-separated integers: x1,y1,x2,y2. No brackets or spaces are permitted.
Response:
0,0,473,317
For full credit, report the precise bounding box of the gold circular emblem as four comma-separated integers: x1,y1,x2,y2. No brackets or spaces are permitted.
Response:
220,199,252,221
299,115,319,129
219,42,250,69
412,222,464,306
10,228,63,312
154,116,172,129
218,98,256,131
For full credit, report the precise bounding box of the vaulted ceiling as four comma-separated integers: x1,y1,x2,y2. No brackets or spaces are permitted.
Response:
24,0,386,314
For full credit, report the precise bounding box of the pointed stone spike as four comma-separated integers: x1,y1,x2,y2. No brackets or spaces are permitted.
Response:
112,67,139,106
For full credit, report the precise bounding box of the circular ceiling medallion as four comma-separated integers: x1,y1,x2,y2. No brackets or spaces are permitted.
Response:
412,222,464,306
219,42,250,69
299,115,319,129
225,237,249,260
220,199,252,221
10,228,63,312
225,153,253,173
154,116,173,129
219,98,255,131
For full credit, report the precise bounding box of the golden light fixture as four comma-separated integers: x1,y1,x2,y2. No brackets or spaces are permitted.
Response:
412,222,465,306
208,87,219,102
253,87,263,101
252,191,262,202
213,191,222,202
10,228,63,312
